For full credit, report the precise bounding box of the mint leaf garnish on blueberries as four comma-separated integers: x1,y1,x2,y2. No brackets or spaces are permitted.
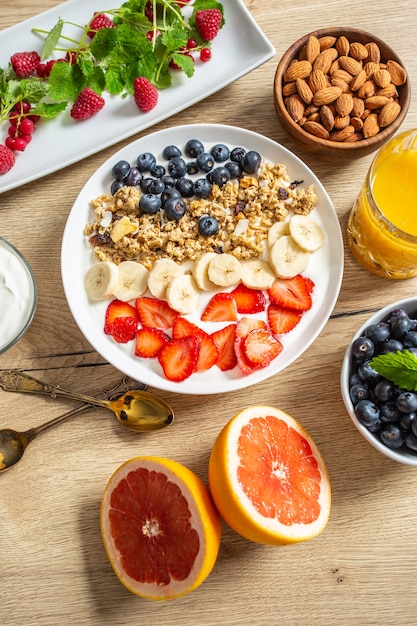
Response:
0,0,224,175
370,350,417,391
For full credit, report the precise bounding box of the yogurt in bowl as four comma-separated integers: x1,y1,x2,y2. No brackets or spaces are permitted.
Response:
0,237,38,354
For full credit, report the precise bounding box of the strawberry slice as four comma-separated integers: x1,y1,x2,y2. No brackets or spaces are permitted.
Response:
234,317,267,375
173,317,219,372
235,316,267,339
104,300,138,335
267,275,313,311
243,328,283,367
230,283,266,314
267,304,303,335
234,337,260,375
304,276,315,294
158,336,201,382
135,327,170,358
136,296,178,329
201,292,237,322
111,317,138,343
211,324,237,371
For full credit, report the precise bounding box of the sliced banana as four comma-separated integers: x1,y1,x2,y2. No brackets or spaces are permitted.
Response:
84,261,119,301
267,220,290,248
166,274,200,314
289,215,325,252
192,252,218,291
269,235,310,279
148,258,184,299
241,258,276,290
113,260,149,302
208,253,242,287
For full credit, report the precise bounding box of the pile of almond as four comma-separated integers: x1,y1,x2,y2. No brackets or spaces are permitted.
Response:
282,34,407,142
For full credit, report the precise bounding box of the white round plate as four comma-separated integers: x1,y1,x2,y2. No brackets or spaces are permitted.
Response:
61,123,343,395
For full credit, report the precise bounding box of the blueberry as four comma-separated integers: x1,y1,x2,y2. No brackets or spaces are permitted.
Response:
403,331,417,348
352,336,374,360
400,411,417,431
193,178,212,199
230,146,246,165
168,156,187,178
164,197,186,220
411,416,417,437
349,373,362,387
175,177,194,197
365,322,390,344
136,152,156,172
349,384,369,403
374,379,395,403
111,180,125,194
140,177,154,194
187,161,199,175
111,160,130,181
380,339,404,354
162,144,182,159
161,187,182,205
151,164,166,178
196,152,214,173
147,178,165,195
355,400,381,432
396,391,417,413
357,361,381,385
124,166,142,187
139,193,162,214
208,166,231,187
390,315,412,339
184,139,204,158
211,143,230,162
243,150,261,174
380,423,404,449
405,432,417,451
380,402,402,423
225,161,242,179
198,215,219,236
161,175,176,188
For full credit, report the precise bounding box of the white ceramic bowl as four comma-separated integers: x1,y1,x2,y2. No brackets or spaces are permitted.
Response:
341,297,417,466
0,237,38,354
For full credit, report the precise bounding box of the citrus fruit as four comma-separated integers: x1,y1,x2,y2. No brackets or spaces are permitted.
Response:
100,456,221,600
208,406,331,545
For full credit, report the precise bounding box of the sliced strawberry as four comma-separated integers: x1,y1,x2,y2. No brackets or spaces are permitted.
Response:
243,328,283,367
234,336,260,375
135,327,170,358
136,297,178,329
267,304,303,335
201,292,238,322
173,317,219,371
104,300,138,335
267,275,313,311
230,283,266,314
304,276,315,294
111,316,138,343
158,336,200,382
211,324,237,371
235,316,267,339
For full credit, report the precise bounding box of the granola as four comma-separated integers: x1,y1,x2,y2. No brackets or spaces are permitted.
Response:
84,162,318,270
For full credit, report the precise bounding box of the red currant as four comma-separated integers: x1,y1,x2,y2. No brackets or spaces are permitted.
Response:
200,48,212,62
187,38,197,49
19,118,35,134
37,62,48,77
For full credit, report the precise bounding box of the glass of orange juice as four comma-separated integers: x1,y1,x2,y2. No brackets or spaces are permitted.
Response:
347,128,417,279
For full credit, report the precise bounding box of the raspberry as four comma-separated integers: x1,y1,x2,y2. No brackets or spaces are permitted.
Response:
195,9,222,41
10,51,41,78
133,76,159,112
0,144,16,175
70,87,105,120
87,13,116,38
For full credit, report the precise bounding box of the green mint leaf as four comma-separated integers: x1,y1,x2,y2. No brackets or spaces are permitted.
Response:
20,79,50,103
77,50,95,79
31,101,68,118
89,28,118,61
370,350,417,391
104,65,126,95
170,52,195,77
161,27,189,54
48,62,79,101
40,18,64,60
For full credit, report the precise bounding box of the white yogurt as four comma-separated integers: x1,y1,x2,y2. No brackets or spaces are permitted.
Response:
0,238,37,353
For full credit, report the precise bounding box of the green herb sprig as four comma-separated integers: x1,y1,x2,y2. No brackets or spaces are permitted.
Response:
370,350,417,391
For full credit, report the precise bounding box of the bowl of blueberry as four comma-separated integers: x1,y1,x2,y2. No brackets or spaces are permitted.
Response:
341,298,417,465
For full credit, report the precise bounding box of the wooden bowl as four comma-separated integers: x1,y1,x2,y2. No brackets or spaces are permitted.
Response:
274,27,411,161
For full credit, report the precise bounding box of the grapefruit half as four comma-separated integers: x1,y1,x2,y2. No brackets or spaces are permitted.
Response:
208,405,331,545
101,456,221,600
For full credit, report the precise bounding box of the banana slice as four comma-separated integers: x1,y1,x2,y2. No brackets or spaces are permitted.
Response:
241,259,276,290
192,252,218,291
166,274,200,314
113,261,149,302
84,261,119,301
208,253,242,287
289,215,325,252
148,258,184,299
269,235,310,279
267,220,290,248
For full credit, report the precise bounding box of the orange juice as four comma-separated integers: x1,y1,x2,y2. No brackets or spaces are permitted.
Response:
347,129,417,279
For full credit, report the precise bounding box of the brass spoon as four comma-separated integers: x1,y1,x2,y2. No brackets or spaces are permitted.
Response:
0,374,174,473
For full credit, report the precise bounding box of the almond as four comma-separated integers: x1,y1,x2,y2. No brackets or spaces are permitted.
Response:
313,48,338,74
296,78,314,104
306,36,321,64
285,94,305,122
339,55,363,76
302,120,330,139
318,35,337,50
365,42,381,64
379,100,401,127
350,116,364,131
335,93,354,117
344,132,364,143
320,105,335,131
362,113,380,138
331,78,351,93
282,81,298,96
307,111,320,123
373,69,391,88
386,60,407,86
329,125,355,141
331,69,354,83
349,42,369,61
308,69,328,93
304,104,319,116
376,84,398,98
358,80,376,99
365,95,390,110
350,69,367,91
284,60,312,82
351,96,365,118
335,36,350,57
333,115,351,130
364,61,380,79
313,86,343,106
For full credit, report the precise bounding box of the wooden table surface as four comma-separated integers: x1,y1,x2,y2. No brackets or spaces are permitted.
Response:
1,1,417,624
